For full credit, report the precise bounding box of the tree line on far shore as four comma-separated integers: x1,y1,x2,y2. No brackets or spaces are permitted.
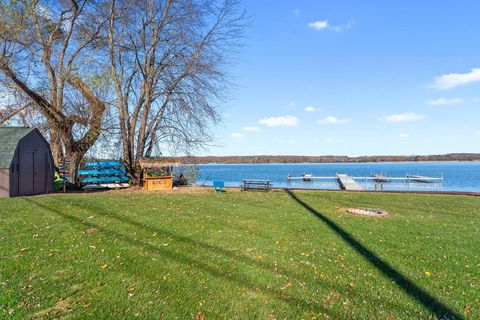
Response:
176,153,480,164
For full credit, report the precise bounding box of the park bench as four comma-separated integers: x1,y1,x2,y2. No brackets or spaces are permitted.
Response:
241,179,272,191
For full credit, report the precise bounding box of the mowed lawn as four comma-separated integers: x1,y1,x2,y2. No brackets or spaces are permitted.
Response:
0,189,479,319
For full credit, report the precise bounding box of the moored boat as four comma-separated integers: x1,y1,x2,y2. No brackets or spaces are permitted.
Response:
407,175,439,183
373,173,390,182
302,173,313,181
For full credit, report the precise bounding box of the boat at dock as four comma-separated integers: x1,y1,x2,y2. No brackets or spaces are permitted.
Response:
373,173,390,182
302,173,313,181
406,175,443,183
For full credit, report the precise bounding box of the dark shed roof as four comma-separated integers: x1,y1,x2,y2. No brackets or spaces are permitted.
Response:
0,127,35,168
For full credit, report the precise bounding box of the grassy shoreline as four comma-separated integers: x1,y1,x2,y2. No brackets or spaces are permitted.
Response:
1,190,479,319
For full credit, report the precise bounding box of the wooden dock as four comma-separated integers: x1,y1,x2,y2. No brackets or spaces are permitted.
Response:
286,173,443,191
336,174,364,191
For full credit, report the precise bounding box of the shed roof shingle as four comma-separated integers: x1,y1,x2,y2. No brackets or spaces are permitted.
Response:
0,127,35,168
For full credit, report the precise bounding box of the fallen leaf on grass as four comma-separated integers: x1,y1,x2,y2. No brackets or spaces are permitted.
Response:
424,271,432,276
100,264,108,269
324,291,341,308
83,227,98,235
30,297,74,319
280,282,293,290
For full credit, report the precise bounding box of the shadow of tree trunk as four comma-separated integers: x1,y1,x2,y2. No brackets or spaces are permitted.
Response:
285,190,462,320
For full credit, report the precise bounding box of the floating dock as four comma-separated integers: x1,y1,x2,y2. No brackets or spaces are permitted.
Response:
286,173,443,190
336,174,364,191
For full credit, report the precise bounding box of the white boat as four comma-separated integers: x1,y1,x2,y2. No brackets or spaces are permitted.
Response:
373,173,390,182
302,173,313,181
407,175,440,183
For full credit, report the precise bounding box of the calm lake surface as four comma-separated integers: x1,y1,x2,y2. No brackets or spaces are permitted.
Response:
195,162,480,192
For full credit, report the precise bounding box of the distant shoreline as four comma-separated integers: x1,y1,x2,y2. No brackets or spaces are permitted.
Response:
176,153,480,164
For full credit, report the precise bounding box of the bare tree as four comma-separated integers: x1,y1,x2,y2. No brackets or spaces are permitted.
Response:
0,0,109,183
0,0,245,185
107,0,245,183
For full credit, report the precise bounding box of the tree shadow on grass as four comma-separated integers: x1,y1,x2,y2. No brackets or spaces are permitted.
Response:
50,195,414,315
24,198,340,318
285,190,463,320
52,196,297,279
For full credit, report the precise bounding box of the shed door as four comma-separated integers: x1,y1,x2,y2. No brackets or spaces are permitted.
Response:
34,151,47,194
19,149,34,196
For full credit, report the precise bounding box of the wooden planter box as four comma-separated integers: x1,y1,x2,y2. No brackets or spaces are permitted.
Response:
143,176,173,190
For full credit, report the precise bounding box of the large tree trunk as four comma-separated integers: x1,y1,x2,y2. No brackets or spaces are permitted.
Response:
49,127,63,164
68,150,84,186
122,140,138,185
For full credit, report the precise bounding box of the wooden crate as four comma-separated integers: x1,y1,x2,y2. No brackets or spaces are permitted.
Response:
143,176,173,190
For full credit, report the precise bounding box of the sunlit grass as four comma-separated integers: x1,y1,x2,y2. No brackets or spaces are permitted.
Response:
0,190,478,319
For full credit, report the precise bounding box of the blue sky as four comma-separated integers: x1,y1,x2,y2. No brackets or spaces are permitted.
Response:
206,0,480,156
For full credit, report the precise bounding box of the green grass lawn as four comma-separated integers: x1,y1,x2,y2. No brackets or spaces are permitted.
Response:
0,189,479,319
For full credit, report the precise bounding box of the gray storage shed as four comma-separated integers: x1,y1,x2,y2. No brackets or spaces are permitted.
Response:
0,127,54,197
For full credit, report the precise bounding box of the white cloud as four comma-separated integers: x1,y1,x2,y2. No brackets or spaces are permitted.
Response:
290,101,296,107
308,20,328,30
426,97,464,106
259,115,299,127
308,19,354,32
432,68,480,90
231,133,244,139
317,116,351,124
379,112,425,123
305,106,322,112
398,133,410,138
243,126,261,132
288,139,296,144
294,8,300,17
477,131,480,136
325,138,335,143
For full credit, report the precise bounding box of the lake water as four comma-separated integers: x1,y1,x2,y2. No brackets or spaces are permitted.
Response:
194,162,480,192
